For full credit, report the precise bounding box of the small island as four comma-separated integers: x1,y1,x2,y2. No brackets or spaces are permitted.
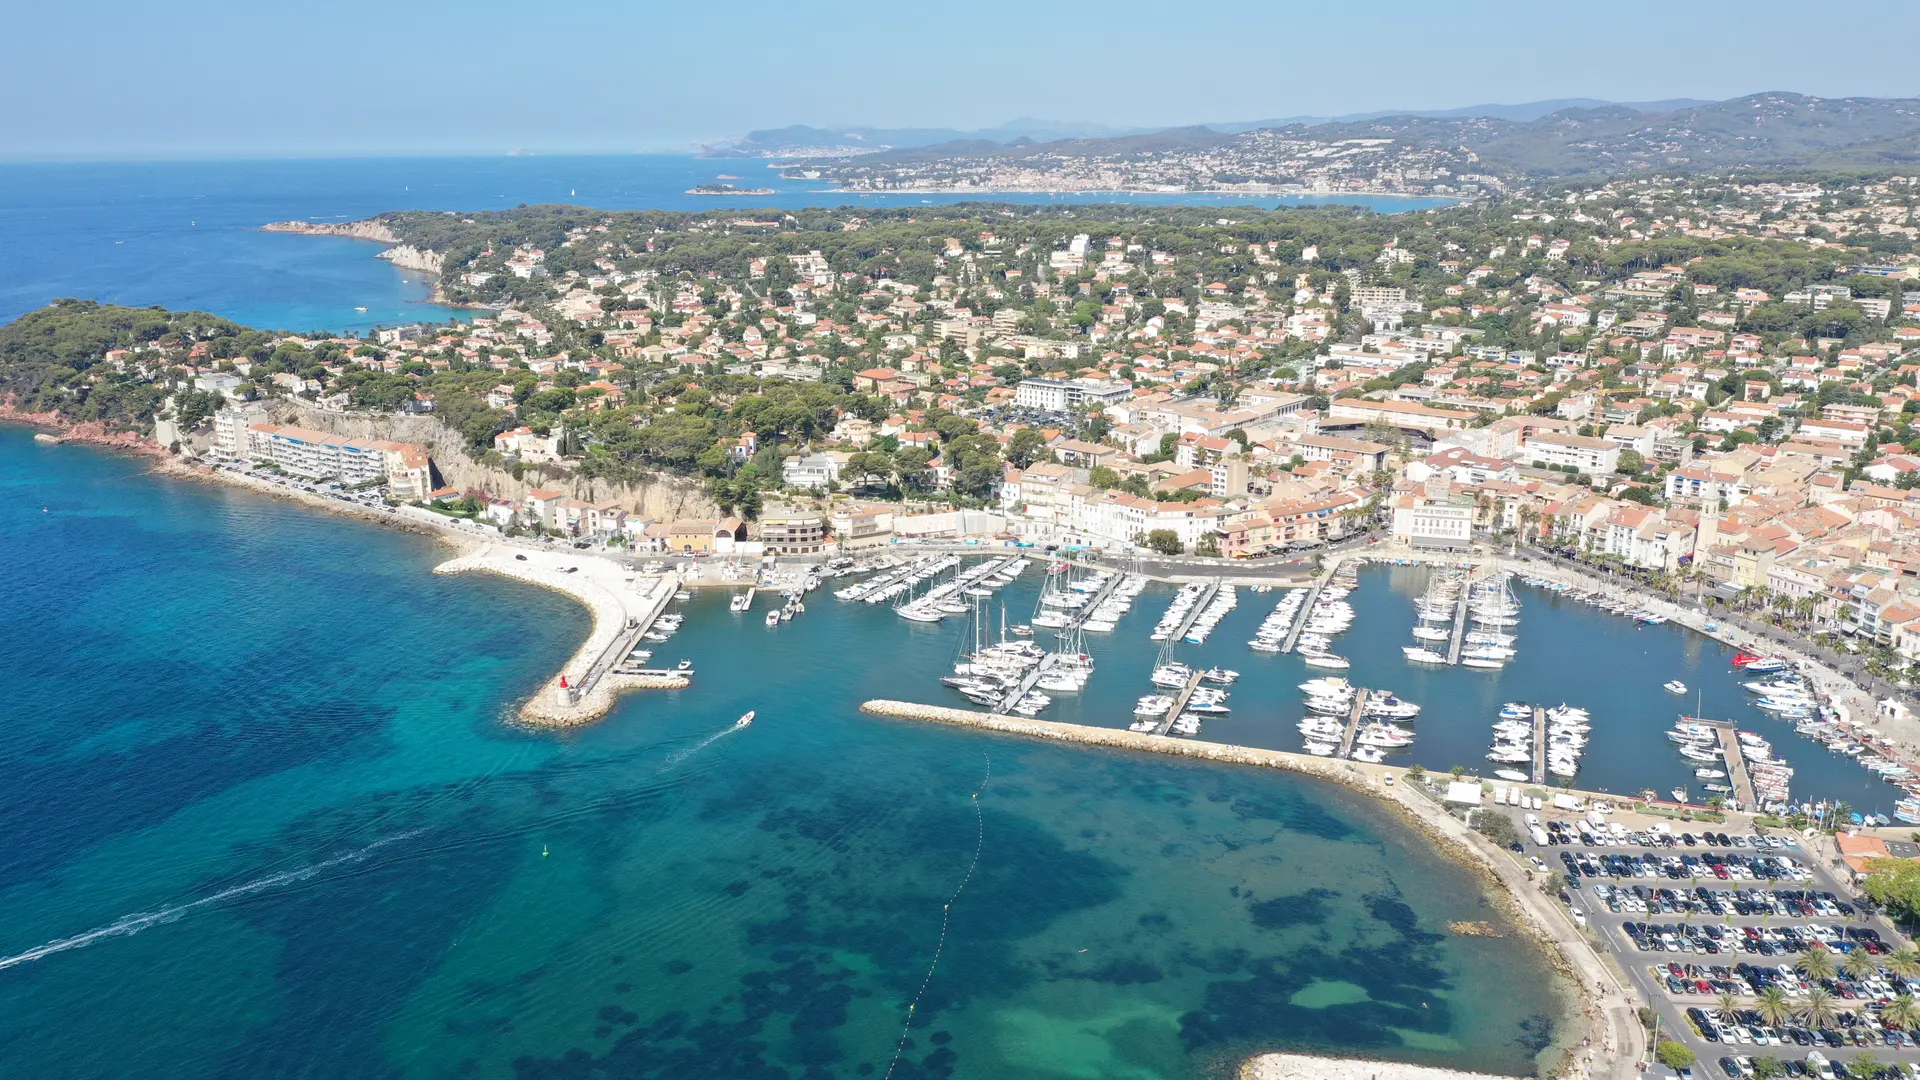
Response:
684,183,776,196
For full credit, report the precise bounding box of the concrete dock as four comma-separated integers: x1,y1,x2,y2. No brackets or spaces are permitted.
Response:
1532,706,1547,785
1156,669,1207,736
1167,579,1221,642
995,653,1059,714
1714,722,1758,809
1447,595,1470,665
1280,576,1328,654
1338,689,1368,758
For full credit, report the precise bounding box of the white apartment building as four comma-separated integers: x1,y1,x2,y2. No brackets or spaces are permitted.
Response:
1014,377,1132,413
1524,432,1620,474
244,424,432,499
1389,495,1474,551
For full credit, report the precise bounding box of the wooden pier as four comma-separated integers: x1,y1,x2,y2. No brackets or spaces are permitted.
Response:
1446,595,1471,666
1713,723,1759,810
1154,670,1207,736
1532,706,1547,785
1338,689,1369,759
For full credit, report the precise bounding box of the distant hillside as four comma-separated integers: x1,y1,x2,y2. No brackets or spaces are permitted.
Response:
791,92,1920,181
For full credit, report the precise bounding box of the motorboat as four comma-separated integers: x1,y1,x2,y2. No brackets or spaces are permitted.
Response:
1202,667,1240,684
736,711,755,727
1461,656,1505,669
1301,652,1350,670
1663,680,1687,695
1349,746,1386,764
1135,696,1173,717
1494,769,1529,783
1402,647,1447,664
1304,741,1337,757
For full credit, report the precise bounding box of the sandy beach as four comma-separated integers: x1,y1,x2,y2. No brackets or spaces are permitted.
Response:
435,544,684,725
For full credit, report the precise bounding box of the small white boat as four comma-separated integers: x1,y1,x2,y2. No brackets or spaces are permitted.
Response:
1461,657,1505,669
1403,647,1447,664
1664,680,1687,695
1494,769,1529,783
736,711,755,727
765,610,781,627
1301,653,1350,670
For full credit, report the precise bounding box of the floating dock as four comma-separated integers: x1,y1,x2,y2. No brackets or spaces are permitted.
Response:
1064,570,1125,632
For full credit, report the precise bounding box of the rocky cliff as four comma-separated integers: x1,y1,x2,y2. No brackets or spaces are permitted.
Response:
267,404,719,521
378,244,444,274
261,218,400,243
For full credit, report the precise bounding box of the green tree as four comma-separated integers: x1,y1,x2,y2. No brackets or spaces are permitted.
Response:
1888,948,1920,980
1799,986,1838,1031
1883,994,1920,1033
1843,946,1881,981
1749,1056,1784,1079
1007,427,1049,469
1616,448,1644,475
1862,857,1920,920
1798,946,1838,983
1756,985,1794,1027
1143,529,1182,556
1653,1041,1696,1070
1088,464,1120,489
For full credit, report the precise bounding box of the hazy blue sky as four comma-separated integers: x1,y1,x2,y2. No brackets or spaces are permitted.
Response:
6,0,1918,160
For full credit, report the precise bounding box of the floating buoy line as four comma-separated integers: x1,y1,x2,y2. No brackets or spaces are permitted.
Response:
882,751,991,1080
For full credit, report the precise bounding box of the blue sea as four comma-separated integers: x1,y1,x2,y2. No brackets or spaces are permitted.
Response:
0,427,1569,1079
0,155,1453,334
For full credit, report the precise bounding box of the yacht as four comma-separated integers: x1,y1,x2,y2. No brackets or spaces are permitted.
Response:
1494,769,1529,783
1349,746,1387,764
1498,701,1531,720
764,610,781,627
1663,680,1687,695
1402,647,1448,664
1304,741,1337,757
1461,656,1505,669
1134,696,1173,717
1301,652,1350,670
729,592,753,613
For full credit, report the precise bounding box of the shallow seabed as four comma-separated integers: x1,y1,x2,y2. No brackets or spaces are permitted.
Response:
0,428,1566,1079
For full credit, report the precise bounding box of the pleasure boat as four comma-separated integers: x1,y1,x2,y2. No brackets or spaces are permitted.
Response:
1301,652,1350,670
1300,677,1352,697
1498,701,1531,719
1349,746,1387,764
1663,680,1687,695
736,711,755,727
1134,696,1173,717
1494,769,1529,783
765,610,781,627
1304,741,1337,757
1201,667,1239,684
1461,656,1505,669
1402,647,1448,664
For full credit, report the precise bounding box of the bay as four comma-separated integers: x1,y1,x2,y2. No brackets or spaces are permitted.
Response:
0,427,1568,1079
0,155,1454,334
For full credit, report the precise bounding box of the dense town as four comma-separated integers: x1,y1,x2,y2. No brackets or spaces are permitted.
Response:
10,172,1920,671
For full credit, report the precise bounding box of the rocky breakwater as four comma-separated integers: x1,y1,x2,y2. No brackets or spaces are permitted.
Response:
860,700,1638,1080
437,545,685,726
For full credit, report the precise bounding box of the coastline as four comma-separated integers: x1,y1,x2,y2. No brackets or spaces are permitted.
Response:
860,699,1638,1080
11,412,682,726
808,184,1464,202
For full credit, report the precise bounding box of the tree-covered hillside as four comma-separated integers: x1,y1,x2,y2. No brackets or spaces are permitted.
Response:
0,300,263,427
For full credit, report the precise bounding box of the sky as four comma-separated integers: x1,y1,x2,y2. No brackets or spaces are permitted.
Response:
5,0,1919,160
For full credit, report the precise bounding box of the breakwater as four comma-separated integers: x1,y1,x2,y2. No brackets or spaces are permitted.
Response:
860,699,1640,1080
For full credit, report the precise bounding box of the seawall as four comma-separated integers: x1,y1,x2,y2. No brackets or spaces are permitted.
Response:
860,700,1642,1080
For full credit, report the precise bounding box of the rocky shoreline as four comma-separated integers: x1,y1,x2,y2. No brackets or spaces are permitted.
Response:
859,699,1638,1080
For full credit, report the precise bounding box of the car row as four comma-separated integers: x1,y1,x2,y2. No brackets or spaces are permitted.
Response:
1597,882,1856,917
1626,920,1880,958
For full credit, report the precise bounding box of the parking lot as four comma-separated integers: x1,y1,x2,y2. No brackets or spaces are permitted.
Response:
1509,807,1920,1078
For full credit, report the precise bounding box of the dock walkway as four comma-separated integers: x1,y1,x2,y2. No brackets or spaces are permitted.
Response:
995,653,1059,714
1447,596,1471,665
1064,570,1124,632
1168,580,1221,643
1338,689,1369,758
1714,723,1759,809
1155,670,1207,736
1532,706,1547,785
1280,578,1327,654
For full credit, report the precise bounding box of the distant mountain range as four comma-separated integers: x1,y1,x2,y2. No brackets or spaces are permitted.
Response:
725,92,1920,179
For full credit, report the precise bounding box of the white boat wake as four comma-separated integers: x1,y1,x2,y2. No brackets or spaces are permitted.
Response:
660,713,753,769
0,829,425,973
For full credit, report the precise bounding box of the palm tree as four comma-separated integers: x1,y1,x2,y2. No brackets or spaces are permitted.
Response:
1799,986,1839,1031
1756,985,1794,1027
1883,993,1920,1033
1716,990,1741,1023
1887,947,1920,980
1800,946,1839,982
1844,946,1881,981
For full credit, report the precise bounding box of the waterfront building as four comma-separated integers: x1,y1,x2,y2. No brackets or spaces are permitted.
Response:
781,452,845,489
757,505,829,555
1390,492,1476,551
243,423,432,497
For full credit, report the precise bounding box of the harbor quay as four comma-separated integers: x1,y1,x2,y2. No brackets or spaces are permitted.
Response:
435,544,685,724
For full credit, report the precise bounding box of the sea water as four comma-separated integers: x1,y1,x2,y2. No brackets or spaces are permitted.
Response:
0,427,1567,1079
0,156,1454,333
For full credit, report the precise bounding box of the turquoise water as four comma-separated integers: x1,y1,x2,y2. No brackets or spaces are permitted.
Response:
0,156,1456,333
0,426,1567,1079
1045,564,1896,814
